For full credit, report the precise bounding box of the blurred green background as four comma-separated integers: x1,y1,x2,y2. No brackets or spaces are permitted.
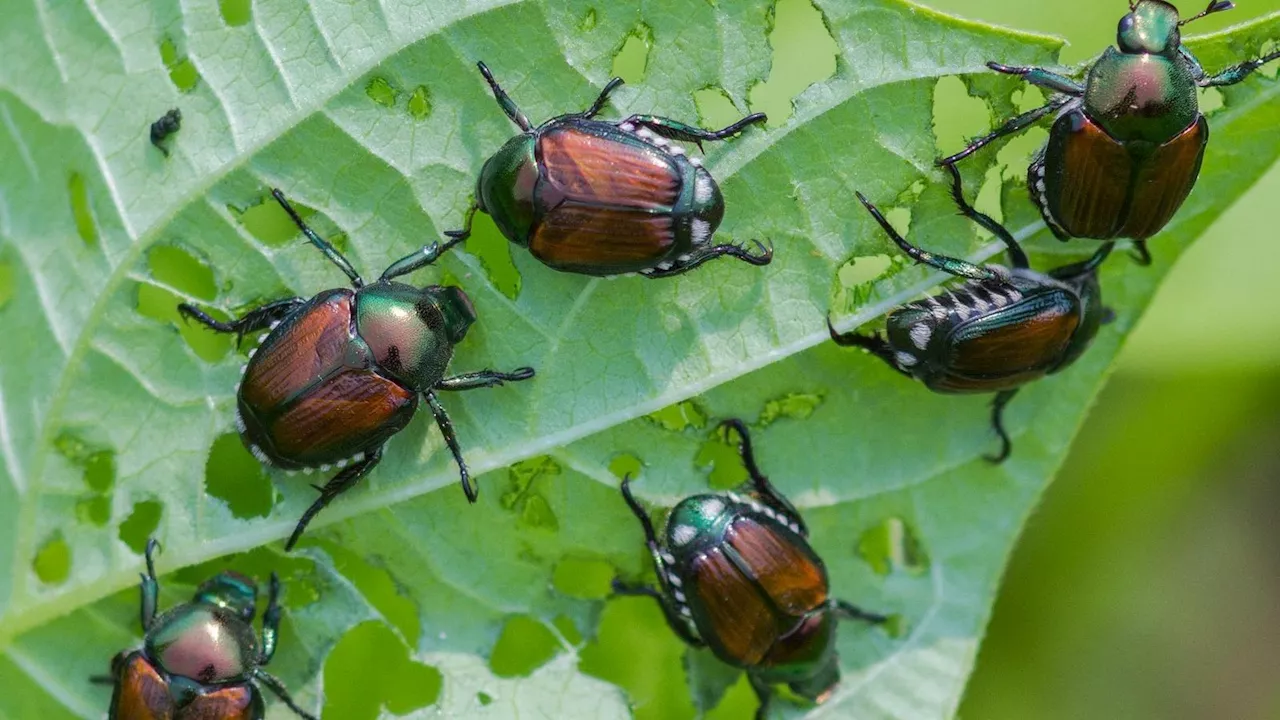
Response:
914,1,1280,719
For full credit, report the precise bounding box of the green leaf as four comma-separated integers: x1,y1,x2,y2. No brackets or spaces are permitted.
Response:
1,0,1278,718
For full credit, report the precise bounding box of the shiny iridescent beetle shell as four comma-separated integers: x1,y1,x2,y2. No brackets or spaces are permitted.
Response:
101,540,314,720
613,420,887,719
179,189,534,549
940,0,1280,262
446,62,773,278
829,166,1111,462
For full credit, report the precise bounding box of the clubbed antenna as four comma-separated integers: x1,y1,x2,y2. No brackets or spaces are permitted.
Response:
1180,0,1234,26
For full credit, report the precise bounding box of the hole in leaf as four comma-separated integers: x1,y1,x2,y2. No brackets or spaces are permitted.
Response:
581,596,696,720
857,516,929,576
489,615,560,677
500,456,562,531
219,0,251,27
553,614,583,646
611,23,653,83
366,77,399,108
119,499,163,554
552,557,617,599
84,449,115,492
645,400,708,432
407,85,432,120
323,621,441,718
608,452,643,480
68,172,98,246
580,7,598,31
685,646,742,716
693,87,744,131
56,434,116,527
136,245,231,362
695,423,749,490
758,392,824,427
704,672,757,719
158,37,200,93
0,260,14,310
477,691,494,706
76,496,111,526
33,533,71,585
747,0,838,125
932,76,993,160
833,253,893,313
464,212,521,299
310,539,419,644
205,433,273,519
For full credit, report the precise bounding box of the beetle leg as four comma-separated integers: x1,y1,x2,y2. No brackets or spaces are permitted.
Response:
1128,239,1152,267
254,669,319,720
1198,48,1280,87
640,239,773,279
986,389,1020,464
177,297,305,348
285,448,382,551
748,673,775,720
621,113,767,151
476,61,533,131
577,76,625,119
258,573,282,664
271,188,365,288
139,537,161,630
379,233,467,282
833,599,889,626
611,579,706,648
424,391,477,503
435,366,535,391
943,164,1029,270
90,650,129,684
718,419,808,536
938,96,1070,166
986,62,1085,95
826,319,916,380
856,191,999,282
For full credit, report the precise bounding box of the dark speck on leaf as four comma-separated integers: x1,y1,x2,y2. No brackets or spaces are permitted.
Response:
150,108,182,158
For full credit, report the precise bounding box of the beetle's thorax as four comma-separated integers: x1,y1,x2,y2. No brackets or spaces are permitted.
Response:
354,282,471,391
145,604,258,684
477,133,539,245
1084,46,1198,142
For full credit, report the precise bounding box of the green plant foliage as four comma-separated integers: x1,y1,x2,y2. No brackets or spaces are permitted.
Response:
1,0,1278,718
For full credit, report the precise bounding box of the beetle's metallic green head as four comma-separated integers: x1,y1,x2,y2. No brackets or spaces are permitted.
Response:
355,283,474,390
1119,0,1234,55
193,571,258,623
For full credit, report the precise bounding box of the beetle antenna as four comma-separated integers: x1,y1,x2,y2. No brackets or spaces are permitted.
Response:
476,62,533,131
1180,0,1234,26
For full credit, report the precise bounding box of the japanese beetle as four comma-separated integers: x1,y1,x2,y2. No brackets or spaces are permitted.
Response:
99,539,315,719
613,419,887,719
179,189,534,549
446,61,773,278
829,165,1112,462
150,108,181,158
940,0,1280,263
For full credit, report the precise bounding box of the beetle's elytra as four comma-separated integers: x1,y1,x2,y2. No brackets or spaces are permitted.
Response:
446,61,773,278
829,165,1111,462
940,0,1280,262
179,190,534,549
612,419,887,719
100,540,315,720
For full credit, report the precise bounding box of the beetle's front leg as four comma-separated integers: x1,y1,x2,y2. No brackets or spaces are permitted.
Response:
639,239,773,279
718,418,807,535
620,113,767,150
259,573,282,664
435,367,535,391
286,448,382,550
986,63,1085,95
379,234,466,282
1199,49,1280,87
139,538,161,631
178,297,305,347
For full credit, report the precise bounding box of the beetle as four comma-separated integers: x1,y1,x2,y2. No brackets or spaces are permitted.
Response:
150,108,181,158
97,539,315,719
612,419,887,719
939,0,1280,264
179,189,534,549
828,165,1112,462
445,61,773,278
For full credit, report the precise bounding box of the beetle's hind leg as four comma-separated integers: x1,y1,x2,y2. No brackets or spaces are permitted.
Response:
286,448,382,551
640,239,772,279
986,389,1020,464
718,418,807,535
939,95,1071,166
178,297,305,348
827,318,915,380
578,76,625,119
435,367,535,391
620,113,767,150
1198,47,1280,87
424,391,478,503
255,669,319,720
